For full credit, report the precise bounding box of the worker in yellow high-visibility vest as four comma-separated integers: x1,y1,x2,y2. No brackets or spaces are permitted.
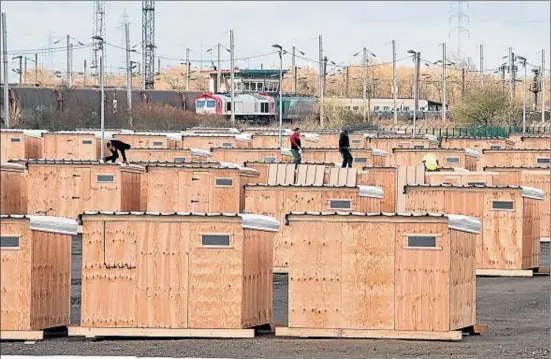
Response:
422,153,439,171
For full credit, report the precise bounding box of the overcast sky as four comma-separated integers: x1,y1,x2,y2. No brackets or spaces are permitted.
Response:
2,1,550,82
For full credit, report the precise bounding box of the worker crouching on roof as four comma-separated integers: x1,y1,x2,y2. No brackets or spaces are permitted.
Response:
290,127,302,165
339,128,353,168
104,140,131,164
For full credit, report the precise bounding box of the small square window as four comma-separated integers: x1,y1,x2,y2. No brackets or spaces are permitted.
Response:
446,157,460,163
96,174,115,183
10,137,21,143
264,156,276,163
152,141,163,147
329,199,352,210
354,157,367,163
492,201,514,210
407,236,436,248
82,140,93,145
222,142,233,148
174,157,186,163
0,236,20,248
201,234,230,247
215,178,233,187
536,158,550,164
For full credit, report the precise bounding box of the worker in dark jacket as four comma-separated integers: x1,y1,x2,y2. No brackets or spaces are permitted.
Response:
339,129,353,168
104,139,131,164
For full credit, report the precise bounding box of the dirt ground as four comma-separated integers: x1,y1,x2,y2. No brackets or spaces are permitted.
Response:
1,239,549,359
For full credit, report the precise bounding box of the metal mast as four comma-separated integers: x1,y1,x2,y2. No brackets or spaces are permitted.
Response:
142,0,155,89
92,1,106,77
449,0,470,61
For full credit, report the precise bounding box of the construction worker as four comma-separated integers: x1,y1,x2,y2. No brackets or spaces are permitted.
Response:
339,128,353,168
422,153,439,171
104,140,131,164
290,127,302,164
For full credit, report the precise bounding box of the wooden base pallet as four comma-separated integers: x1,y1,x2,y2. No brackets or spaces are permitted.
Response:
275,324,487,341
476,266,550,277
541,237,550,243
0,330,44,341
68,326,256,339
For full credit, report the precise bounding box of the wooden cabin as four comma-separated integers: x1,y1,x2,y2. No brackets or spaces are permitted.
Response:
187,126,240,134
425,170,502,186
392,148,480,171
128,148,212,163
405,184,544,276
70,212,280,339
181,132,253,149
250,132,292,148
145,162,259,213
0,130,43,162
112,132,176,149
42,131,101,160
0,215,78,341
211,147,285,165
366,135,439,154
0,163,27,214
245,184,384,272
485,166,550,241
276,212,481,341
440,136,514,150
519,134,550,149
23,160,146,219
481,148,550,167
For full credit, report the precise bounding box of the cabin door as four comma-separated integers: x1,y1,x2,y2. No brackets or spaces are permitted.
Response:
72,167,91,216
189,171,210,212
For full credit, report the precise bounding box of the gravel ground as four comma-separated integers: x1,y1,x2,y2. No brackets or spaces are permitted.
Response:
1,239,549,359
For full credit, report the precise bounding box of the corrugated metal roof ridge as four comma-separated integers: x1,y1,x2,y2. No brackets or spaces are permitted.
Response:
0,214,30,219
287,211,448,217
483,165,549,169
243,161,335,165
405,183,523,189
442,136,506,139
245,183,358,188
81,211,242,217
146,163,240,169
482,148,550,152
393,147,467,152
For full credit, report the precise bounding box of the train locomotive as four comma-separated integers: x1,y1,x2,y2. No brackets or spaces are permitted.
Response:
195,92,275,123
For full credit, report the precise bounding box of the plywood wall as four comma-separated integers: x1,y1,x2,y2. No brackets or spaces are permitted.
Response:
521,171,550,238
30,231,71,330
113,134,168,149
183,136,237,149
520,136,550,149
24,135,43,159
1,168,27,214
522,197,540,269
129,149,194,162
425,171,500,186
0,220,33,331
481,150,549,168
146,168,245,213
449,230,476,331
392,150,469,169
357,167,396,212
1,132,26,163
367,138,435,154
211,148,282,165
81,217,272,329
43,134,98,160
441,138,514,150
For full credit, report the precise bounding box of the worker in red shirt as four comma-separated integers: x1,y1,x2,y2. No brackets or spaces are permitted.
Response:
290,127,302,164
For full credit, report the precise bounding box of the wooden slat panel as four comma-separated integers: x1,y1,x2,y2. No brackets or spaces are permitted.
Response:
313,166,325,185
296,165,308,185
267,164,278,185
329,168,339,185
449,230,476,330
346,168,357,186
285,164,295,184
337,169,348,186
276,164,287,185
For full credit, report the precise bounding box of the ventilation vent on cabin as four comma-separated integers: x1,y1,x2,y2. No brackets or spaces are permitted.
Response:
215,178,233,187
467,181,486,186
328,199,352,210
407,235,436,248
351,139,362,144
492,201,514,210
10,137,21,143
173,157,186,163
536,158,550,164
222,142,233,148
264,156,276,163
354,158,367,163
0,236,20,248
201,234,230,247
490,145,501,150
96,174,115,183
413,145,424,149
82,140,93,145
446,157,460,163
152,141,163,147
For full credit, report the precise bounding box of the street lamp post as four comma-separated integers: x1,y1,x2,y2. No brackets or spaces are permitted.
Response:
272,44,283,148
92,35,105,159
517,56,527,133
